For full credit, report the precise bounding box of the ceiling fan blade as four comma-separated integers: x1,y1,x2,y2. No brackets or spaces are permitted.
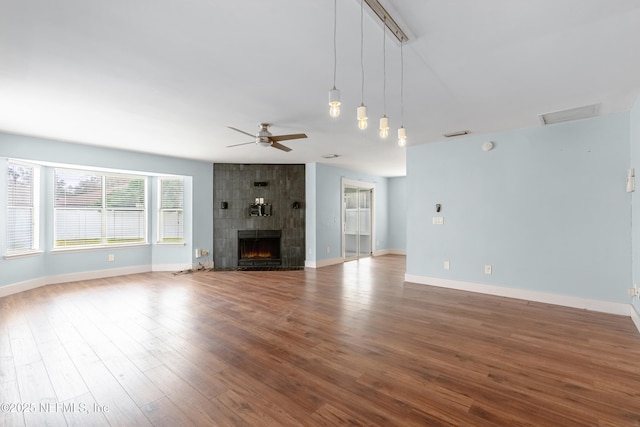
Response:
271,142,292,152
269,133,307,142
228,126,256,138
226,141,255,148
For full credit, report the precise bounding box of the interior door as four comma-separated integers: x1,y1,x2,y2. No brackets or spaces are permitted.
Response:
343,186,372,260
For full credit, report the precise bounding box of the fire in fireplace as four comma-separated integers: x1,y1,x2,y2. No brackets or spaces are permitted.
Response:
237,229,281,267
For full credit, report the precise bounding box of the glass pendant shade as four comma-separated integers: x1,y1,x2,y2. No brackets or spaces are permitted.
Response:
329,87,341,118
398,126,407,147
357,104,368,130
379,116,389,138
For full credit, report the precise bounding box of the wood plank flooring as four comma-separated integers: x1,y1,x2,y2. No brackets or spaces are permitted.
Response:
1,255,640,426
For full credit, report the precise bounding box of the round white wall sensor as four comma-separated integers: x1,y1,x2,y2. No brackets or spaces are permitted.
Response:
482,141,494,151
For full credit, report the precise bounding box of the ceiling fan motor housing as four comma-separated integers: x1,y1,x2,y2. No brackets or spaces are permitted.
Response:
257,123,273,147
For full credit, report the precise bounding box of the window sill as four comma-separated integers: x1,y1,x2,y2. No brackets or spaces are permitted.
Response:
155,242,186,246
51,243,150,254
4,250,44,260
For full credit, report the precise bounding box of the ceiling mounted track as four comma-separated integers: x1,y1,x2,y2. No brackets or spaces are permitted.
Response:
363,0,409,43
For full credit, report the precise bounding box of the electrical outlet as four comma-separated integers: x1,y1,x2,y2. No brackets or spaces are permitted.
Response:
326,246,331,254
108,254,115,262
484,264,492,275
201,249,209,256
443,261,450,270
195,249,202,258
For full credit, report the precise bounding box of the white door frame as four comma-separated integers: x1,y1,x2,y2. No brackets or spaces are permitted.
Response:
341,178,375,260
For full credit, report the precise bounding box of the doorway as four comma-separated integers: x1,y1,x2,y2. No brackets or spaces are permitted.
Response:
342,179,374,260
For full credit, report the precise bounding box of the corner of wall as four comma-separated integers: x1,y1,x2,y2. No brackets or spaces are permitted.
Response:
631,303,640,334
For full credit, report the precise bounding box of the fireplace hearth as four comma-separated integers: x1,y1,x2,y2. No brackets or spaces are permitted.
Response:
238,229,281,267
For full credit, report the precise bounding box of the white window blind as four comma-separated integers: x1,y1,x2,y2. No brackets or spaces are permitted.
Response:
106,175,146,244
7,161,39,254
158,178,184,243
54,169,147,247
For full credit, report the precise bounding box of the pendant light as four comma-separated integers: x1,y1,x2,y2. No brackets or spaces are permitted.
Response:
379,16,389,138
328,0,340,118
398,39,407,147
357,0,367,130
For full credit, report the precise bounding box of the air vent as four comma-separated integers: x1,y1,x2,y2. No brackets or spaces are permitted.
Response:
443,130,470,138
539,104,600,125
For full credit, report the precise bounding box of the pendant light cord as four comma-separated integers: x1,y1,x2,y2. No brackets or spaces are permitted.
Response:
382,17,386,115
360,0,365,104
333,0,337,88
400,39,404,125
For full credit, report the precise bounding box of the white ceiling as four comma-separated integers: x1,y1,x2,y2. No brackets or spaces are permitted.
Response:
1,0,640,177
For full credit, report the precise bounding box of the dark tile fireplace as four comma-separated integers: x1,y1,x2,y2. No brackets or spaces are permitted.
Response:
213,163,305,270
237,229,281,267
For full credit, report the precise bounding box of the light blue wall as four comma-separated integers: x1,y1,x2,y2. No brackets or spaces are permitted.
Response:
631,98,640,314
306,163,391,262
388,177,407,251
407,113,632,303
0,132,213,287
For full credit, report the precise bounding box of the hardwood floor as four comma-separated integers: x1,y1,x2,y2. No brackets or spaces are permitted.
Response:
1,255,640,426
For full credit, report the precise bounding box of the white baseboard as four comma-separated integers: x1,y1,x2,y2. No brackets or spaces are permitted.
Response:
374,249,406,256
305,257,344,269
0,277,47,299
405,274,631,317
152,263,197,272
0,263,192,298
47,265,152,285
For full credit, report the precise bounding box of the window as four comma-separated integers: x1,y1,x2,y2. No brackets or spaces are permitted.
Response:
6,161,40,254
158,177,184,243
54,169,147,248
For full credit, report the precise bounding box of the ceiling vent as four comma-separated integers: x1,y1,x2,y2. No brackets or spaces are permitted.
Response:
443,130,470,138
539,104,600,125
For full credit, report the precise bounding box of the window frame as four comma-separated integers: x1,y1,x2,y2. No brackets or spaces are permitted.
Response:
53,168,148,250
157,177,185,244
5,160,41,257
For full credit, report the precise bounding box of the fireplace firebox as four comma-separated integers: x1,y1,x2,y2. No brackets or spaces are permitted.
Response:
237,230,281,267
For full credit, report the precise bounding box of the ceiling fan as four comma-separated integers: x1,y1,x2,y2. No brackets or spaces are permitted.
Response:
226,123,307,152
